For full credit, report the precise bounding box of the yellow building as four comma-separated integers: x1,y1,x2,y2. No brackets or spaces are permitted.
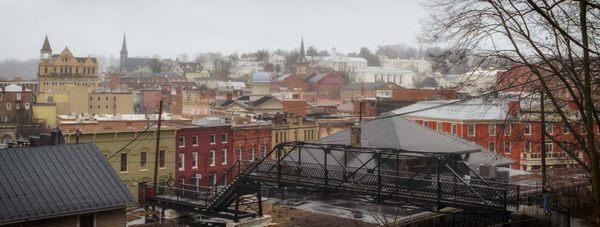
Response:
35,37,100,127
63,127,177,200
89,92,134,115
272,116,319,150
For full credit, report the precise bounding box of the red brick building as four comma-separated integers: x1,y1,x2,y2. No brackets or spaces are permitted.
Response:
175,122,233,188
274,73,309,91
232,122,272,162
394,100,598,170
307,72,346,99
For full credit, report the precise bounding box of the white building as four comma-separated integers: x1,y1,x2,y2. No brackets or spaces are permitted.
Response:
230,61,263,79
355,67,416,88
268,54,286,71
307,51,368,72
380,56,433,73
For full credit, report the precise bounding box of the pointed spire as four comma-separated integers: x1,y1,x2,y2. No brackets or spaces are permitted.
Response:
121,34,127,53
298,37,306,63
41,36,52,52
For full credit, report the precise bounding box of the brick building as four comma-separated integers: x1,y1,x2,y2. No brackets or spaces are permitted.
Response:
175,120,233,188
306,72,346,99
340,82,402,100
393,99,596,170
0,84,35,140
232,122,272,162
57,113,191,133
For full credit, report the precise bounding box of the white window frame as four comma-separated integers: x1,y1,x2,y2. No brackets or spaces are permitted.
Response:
261,144,267,158
467,124,476,137
237,146,243,161
6,103,10,110
192,152,198,169
524,123,531,135
222,149,228,165
489,124,496,136
210,134,216,144
250,147,255,160
192,135,198,146
503,141,511,154
120,153,128,172
209,150,216,166
436,122,442,132
488,141,496,152
524,140,531,153
451,124,457,135
16,93,21,101
140,151,147,170
503,125,511,136
208,174,217,187
24,103,30,109
222,133,228,143
545,123,553,135
178,136,185,148
178,153,185,171
544,141,554,153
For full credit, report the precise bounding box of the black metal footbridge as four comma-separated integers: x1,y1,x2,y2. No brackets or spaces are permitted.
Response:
142,142,522,222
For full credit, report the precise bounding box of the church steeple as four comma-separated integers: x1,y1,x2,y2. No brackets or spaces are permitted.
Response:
40,36,52,60
298,37,306,63
120,35,128,72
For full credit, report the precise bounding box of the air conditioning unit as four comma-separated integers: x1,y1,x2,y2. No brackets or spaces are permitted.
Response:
479,164,496,179
495,169,510,182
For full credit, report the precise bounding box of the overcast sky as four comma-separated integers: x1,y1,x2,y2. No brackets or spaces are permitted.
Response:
0,0,427,60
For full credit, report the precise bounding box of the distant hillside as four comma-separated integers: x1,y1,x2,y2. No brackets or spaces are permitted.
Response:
0,59,39,80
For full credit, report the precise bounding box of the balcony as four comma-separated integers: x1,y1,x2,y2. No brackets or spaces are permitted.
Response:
520,152,579,167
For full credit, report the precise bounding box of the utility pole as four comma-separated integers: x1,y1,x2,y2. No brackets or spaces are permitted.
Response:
153,100,163,188
540,90,547,187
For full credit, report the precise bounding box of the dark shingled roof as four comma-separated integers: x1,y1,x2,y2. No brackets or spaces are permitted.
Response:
341,82,387,90
250,96,277,107
0,143,135,225
41,36,52,52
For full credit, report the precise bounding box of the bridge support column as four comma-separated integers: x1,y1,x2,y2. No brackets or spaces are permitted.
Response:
437,157,442,211
257,181,263,217
324,147,330,193
276,145,282,188
234,191,239,222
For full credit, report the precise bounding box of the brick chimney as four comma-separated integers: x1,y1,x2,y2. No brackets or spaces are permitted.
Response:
350,125,361,146
508,100,520,117
226,93,233,101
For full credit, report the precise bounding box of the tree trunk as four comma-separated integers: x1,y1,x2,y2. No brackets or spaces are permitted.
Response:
579,0,600,223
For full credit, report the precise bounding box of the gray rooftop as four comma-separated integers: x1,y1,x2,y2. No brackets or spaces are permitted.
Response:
0,143,135,225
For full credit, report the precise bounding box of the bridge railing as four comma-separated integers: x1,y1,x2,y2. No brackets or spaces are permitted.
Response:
249,160,511,210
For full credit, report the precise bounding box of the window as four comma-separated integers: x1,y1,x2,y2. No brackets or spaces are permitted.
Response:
159,149,166,168
178,153,185,170
210,134,216,144
24,103,29,109
250,147,255,160
562,124,570,134
208,174,216,187
79,214,95,227
237,146,243,161
544,142,553,152
275,133,279,143
140,151,147,170
192,152,198,169
423,121,428,127
451,124,457,135
209,150,216,166
6,103,10,110
261,144,267,158
467,124,475,137
524,141,531,153
488,141,496,152
545,123,553,135
503,125,511,136
192,136,198,146
120,153,127,172
190,176,197,190
16,93,21,101
503,141,511,153
178,136,185,147
222,149,228,165
15,103,20,110
524,123,531,135
436,122,442,132
222,133,228,143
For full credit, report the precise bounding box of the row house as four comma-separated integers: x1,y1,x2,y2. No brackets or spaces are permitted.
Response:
175,121,234,188
232,122,272,162
394,99,599,170
0,84,35,140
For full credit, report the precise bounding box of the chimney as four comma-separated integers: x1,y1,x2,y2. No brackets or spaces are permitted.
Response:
508,100,520,117
350,125,361,147
226,93,233,101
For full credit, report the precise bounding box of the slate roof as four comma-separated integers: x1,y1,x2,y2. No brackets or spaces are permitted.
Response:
0,143,135,225
124,57,156,72
251,71,271,83
251,96,277,107
392,99,509,121
307,73,329,83
41,36,52,52
284,115,514,168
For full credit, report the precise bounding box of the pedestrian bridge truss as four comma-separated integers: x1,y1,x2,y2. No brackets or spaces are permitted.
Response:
143,142,522,221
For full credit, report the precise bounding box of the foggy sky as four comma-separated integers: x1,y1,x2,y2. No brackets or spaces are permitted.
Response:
0,0,426,60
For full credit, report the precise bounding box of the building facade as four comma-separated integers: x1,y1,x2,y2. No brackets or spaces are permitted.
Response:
379,56,433,73
271,115,319,150
63,128,177,200
354,67,415,87
175,123,233,188
232,122,272,162
0,84,34,138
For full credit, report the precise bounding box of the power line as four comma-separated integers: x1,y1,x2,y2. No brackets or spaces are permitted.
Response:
107,123,156,160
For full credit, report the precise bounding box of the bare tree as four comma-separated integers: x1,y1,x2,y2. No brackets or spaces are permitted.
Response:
422,0,600,222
